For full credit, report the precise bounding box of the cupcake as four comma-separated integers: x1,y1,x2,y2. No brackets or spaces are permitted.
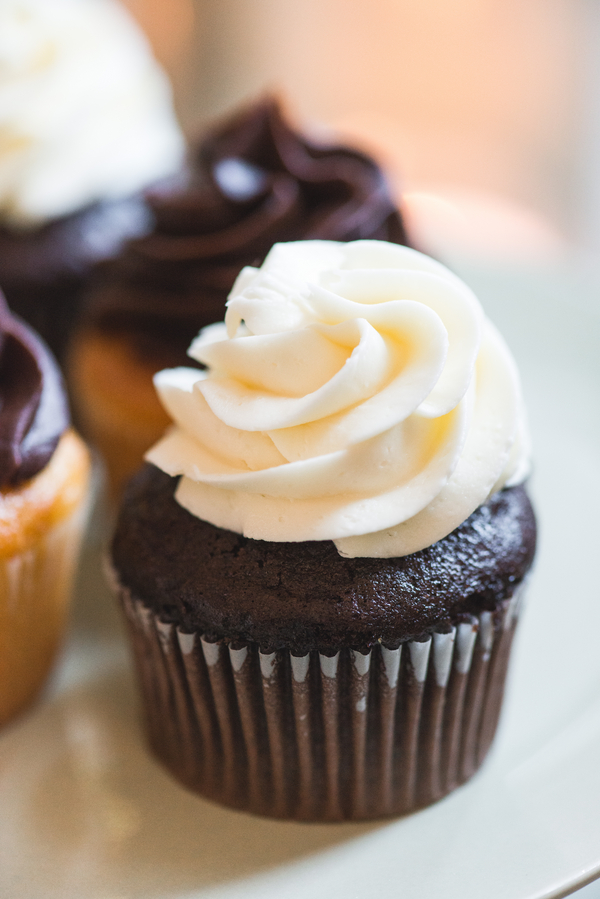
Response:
0,294,91,727
110,239,536,821
0,0,184,361
69,97,411,496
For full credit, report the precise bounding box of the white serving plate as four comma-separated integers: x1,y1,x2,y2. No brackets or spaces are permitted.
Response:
1,257,599,899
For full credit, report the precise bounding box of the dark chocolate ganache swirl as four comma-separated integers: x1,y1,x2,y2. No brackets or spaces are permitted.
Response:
0,293,69,488
84,98,411,367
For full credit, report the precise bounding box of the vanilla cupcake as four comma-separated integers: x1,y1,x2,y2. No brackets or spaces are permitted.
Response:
110,240,536,820
69,97,411,496
0,0,184,361
0,295,91,726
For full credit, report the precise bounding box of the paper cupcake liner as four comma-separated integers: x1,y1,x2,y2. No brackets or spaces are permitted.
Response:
0,497,90,726
118,582,525,821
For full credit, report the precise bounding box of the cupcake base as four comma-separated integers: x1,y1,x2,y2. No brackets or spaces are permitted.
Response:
117,582,524,821
0,430,91,726
68,330,171,498
0,196,150,362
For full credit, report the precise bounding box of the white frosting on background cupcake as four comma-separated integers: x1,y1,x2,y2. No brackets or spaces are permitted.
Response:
147,240,530,558
0,0,184,227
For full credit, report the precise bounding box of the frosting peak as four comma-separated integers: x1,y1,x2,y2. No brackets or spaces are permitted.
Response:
195,97,409,243
0,294,68,487
0,0,184,228
86,98,410,365
146,240,531,558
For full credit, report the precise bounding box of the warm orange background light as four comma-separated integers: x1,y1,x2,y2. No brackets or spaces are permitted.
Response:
122,0,194,65
122,0,583,256
122,0,196,121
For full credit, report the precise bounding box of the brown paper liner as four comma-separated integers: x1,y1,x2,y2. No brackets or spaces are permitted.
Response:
117,581,525,821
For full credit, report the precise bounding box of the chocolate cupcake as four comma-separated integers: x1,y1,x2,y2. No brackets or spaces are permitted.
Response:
109,239,536,820
0,294,91,726
69,97,411,496
0,0,184,361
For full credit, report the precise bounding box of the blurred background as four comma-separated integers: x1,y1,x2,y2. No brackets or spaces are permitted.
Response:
121,0,600,264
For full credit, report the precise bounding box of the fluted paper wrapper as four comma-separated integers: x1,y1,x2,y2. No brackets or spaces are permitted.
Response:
118,583,525,821
0,500,89,726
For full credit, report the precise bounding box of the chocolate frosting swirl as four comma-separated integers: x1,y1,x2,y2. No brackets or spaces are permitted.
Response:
86,98,411,366
0,293,69,488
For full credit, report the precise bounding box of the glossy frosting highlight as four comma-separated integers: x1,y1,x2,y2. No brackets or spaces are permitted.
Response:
86,98,409,363
0,294,68,487
147,240,530,558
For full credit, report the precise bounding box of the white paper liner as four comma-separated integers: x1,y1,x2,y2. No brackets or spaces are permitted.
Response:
0,496,90,725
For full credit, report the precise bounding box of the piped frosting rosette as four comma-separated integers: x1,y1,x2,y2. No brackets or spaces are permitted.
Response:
0,0,184,228
147,240,530,558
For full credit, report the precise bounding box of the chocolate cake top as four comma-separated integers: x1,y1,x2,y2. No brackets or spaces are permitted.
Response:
112,465,536,654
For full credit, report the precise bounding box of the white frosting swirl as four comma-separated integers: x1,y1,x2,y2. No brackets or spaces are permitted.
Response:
0,0,184,227
147,240,530,558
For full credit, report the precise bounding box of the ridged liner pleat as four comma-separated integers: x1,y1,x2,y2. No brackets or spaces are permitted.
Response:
0,499,89,726
119,583,525,821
